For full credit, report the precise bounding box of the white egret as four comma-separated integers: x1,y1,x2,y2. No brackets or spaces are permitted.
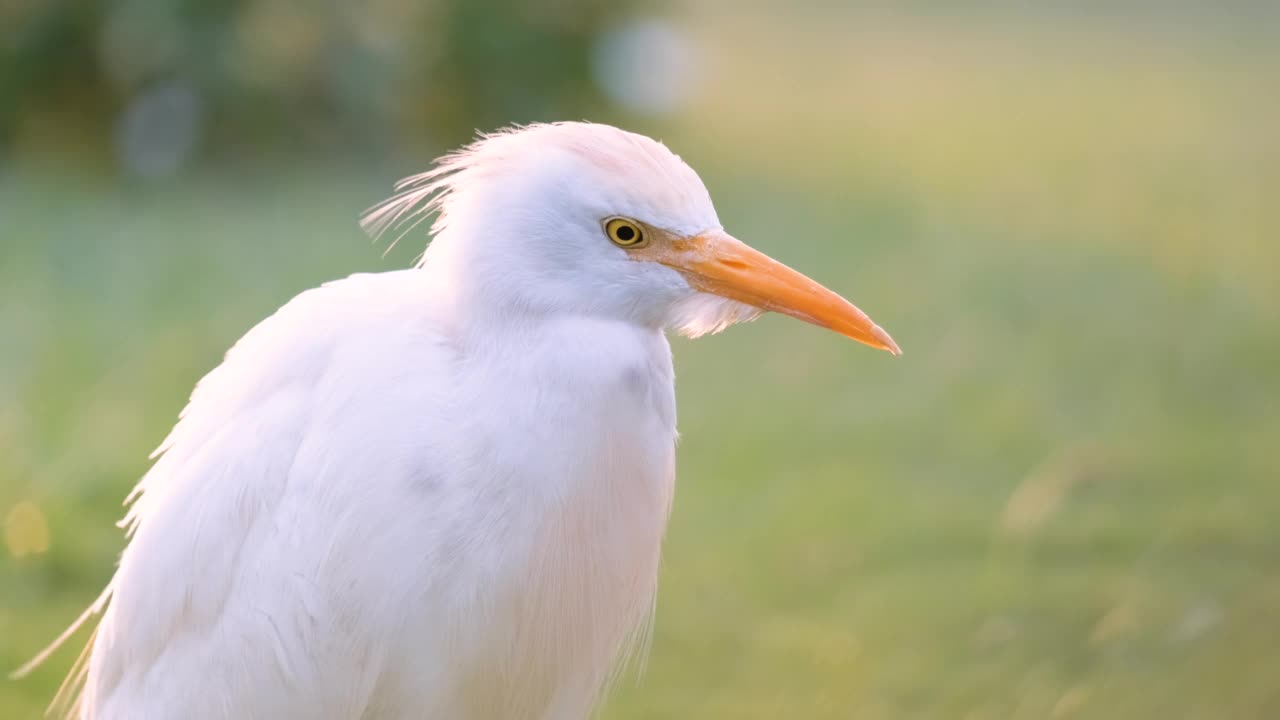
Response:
24,122,899,719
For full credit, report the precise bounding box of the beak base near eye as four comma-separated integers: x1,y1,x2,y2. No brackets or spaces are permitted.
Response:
653,230,901,355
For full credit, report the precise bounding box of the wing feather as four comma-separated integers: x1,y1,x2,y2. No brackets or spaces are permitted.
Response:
25,271,450,719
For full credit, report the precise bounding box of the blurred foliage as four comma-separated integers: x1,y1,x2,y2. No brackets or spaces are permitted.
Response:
0,0,645,163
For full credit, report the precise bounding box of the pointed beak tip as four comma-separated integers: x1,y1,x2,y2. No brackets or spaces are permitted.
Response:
873,326,903,357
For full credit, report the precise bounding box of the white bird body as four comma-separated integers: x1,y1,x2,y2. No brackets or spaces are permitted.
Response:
86,269,675,718
29,123,899,719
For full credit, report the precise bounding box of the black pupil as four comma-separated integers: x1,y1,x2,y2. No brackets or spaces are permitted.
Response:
615,225,636,242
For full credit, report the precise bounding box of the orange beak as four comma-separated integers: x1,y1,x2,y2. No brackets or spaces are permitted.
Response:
652,229,901,355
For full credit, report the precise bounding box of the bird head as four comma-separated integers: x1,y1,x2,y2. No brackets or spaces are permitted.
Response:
363,122,899,355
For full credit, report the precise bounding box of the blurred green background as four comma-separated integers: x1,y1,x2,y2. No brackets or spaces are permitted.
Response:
3,0,1279,718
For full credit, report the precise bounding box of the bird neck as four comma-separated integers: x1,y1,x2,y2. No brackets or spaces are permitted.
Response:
417,231,665,337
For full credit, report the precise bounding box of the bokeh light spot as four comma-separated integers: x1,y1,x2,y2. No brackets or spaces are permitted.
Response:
114,82,205,180
592,18,697,116
5,500,50,559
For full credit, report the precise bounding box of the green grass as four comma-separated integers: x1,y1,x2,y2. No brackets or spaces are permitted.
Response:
3,8,1279,719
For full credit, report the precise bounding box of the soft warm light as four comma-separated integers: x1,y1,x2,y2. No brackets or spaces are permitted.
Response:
5,500,50,558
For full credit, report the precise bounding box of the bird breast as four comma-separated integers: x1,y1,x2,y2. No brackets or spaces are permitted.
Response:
397,315,679,718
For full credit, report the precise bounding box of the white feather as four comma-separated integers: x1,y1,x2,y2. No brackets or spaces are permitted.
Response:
30,122,773,719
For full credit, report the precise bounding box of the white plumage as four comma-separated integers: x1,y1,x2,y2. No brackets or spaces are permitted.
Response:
26,122,898,719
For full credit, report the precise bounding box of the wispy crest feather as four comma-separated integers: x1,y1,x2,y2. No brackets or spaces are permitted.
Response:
360,123,553,258
360,146,476,257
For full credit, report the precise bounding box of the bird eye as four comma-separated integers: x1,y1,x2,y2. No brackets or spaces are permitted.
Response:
604,217,645,247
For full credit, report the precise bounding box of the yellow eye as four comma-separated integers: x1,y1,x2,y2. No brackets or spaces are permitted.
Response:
604,217,645,247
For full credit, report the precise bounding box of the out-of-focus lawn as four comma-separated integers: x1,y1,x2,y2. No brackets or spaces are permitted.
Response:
3,8,1278,719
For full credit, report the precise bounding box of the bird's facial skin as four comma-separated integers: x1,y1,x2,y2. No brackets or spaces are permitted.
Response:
611,218,901,355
